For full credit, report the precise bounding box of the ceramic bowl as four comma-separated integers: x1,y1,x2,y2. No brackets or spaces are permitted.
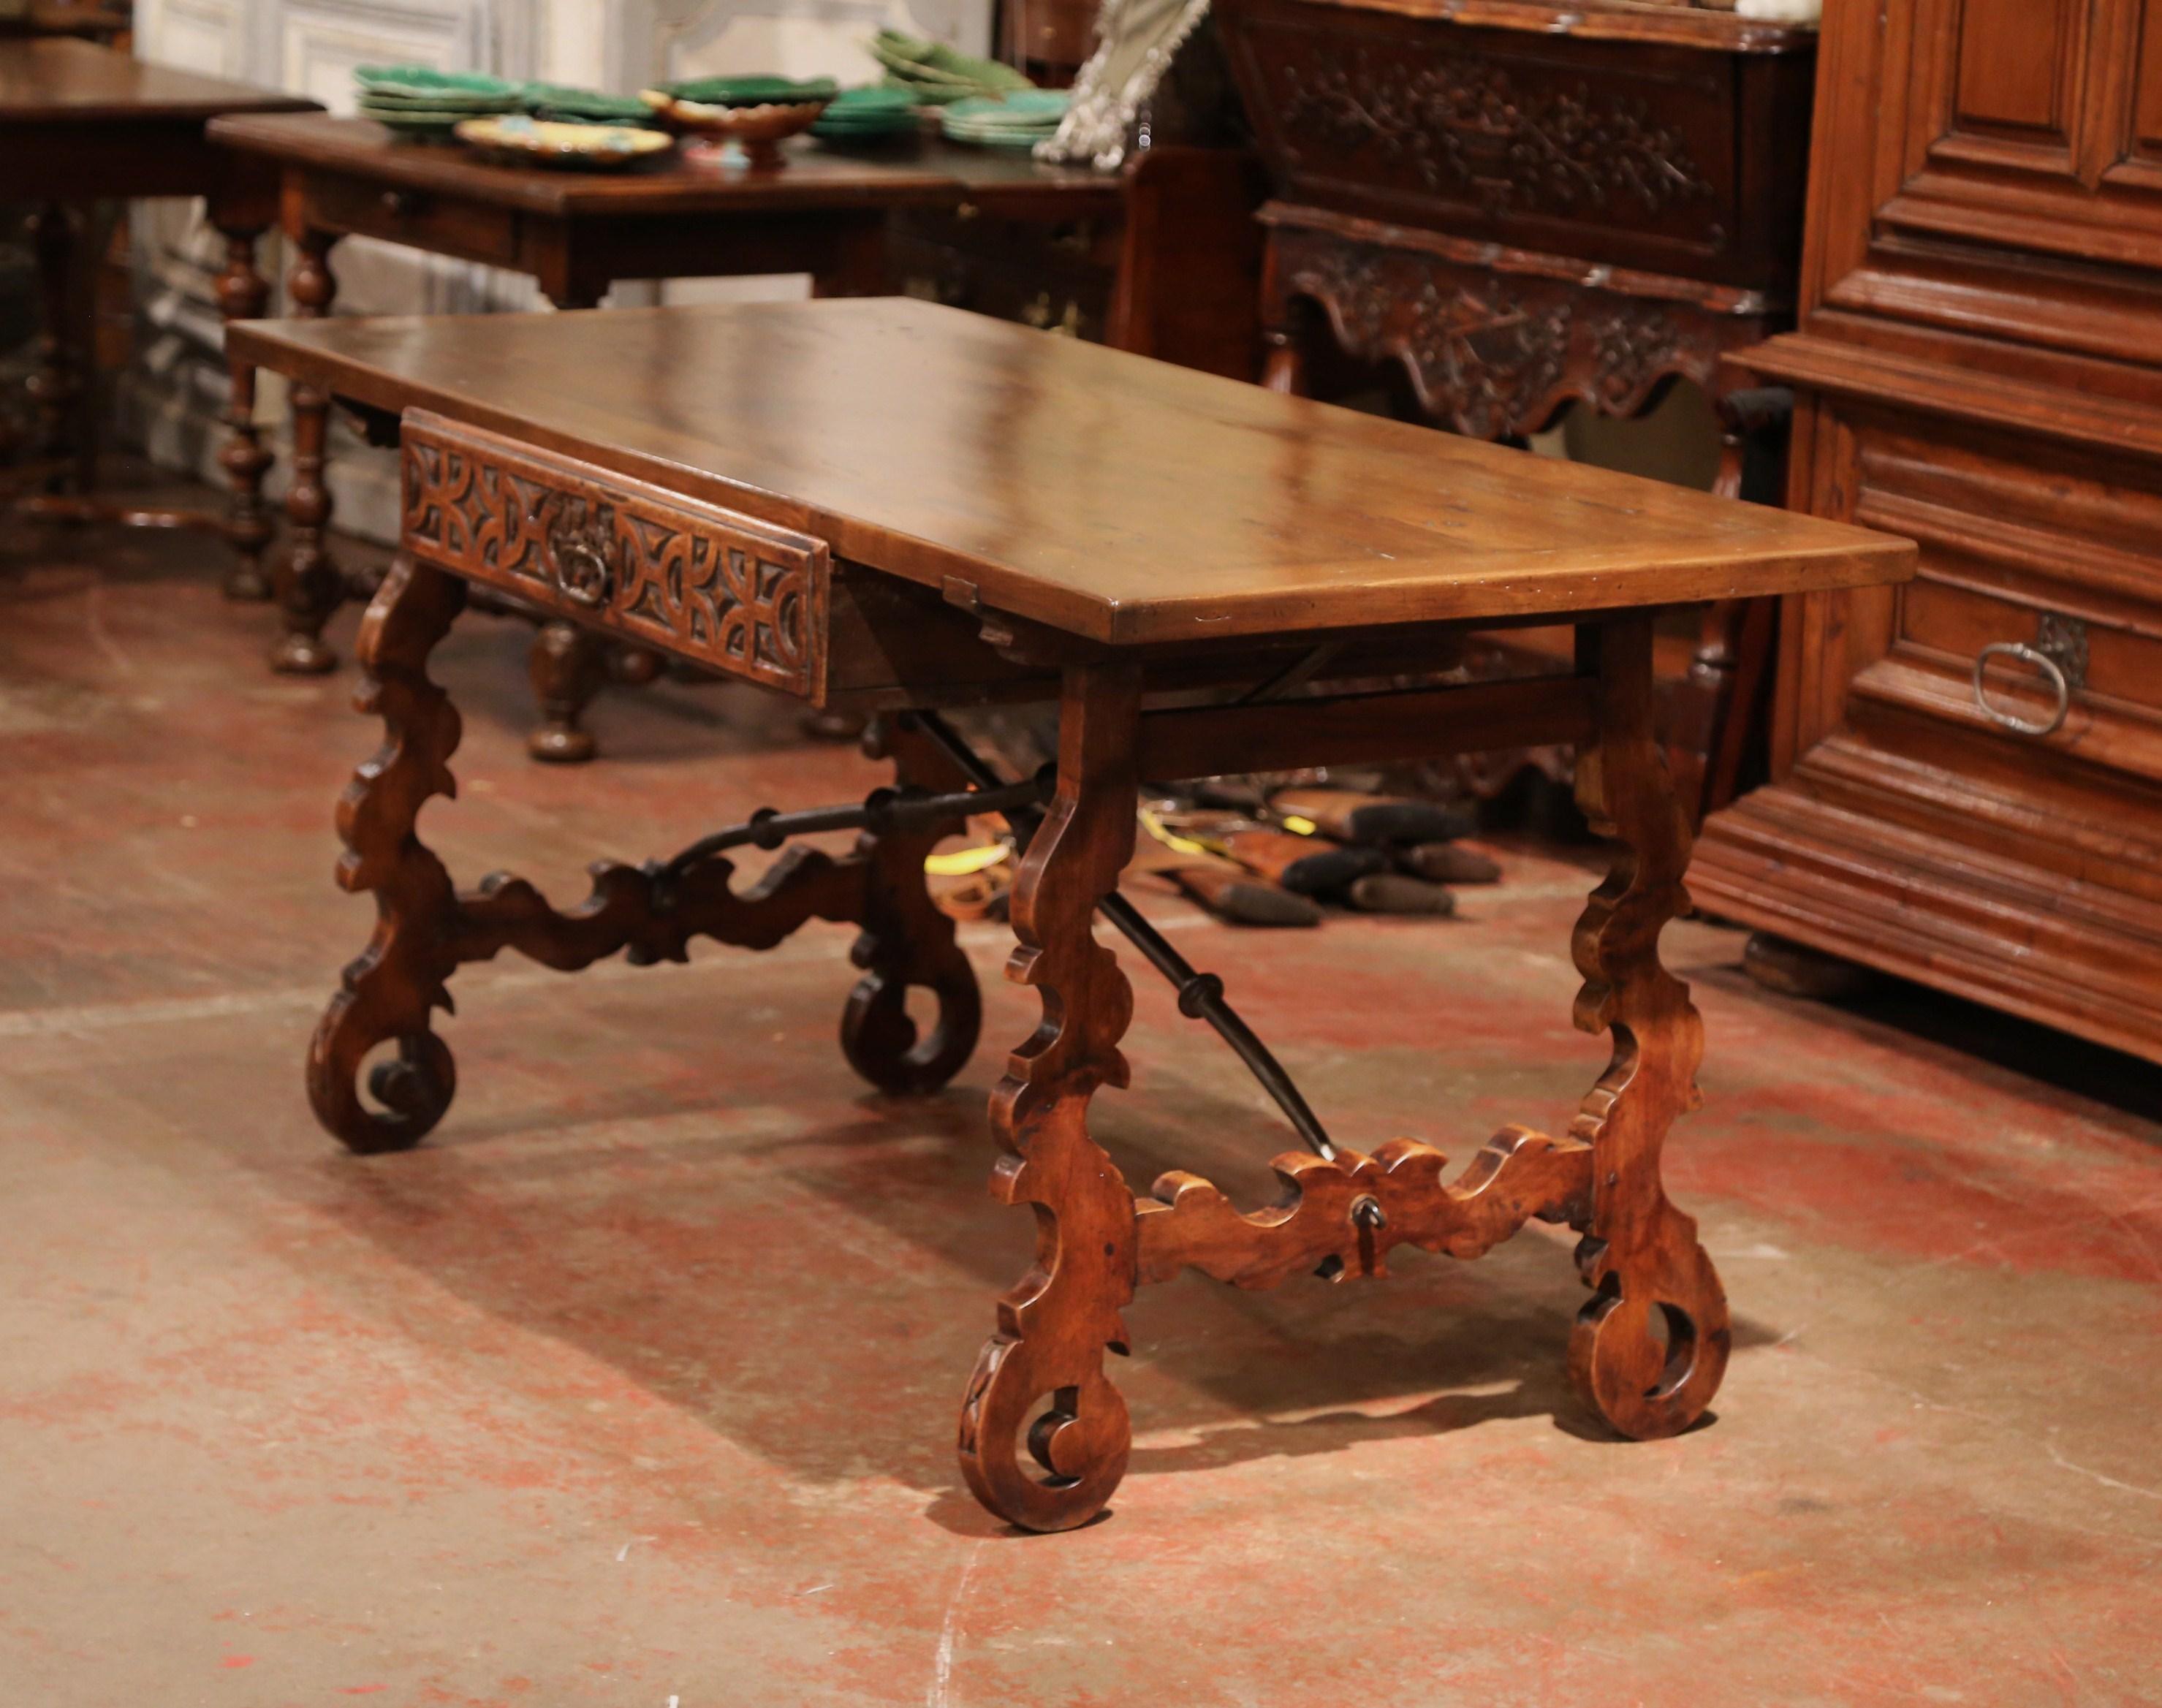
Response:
637,88,833,168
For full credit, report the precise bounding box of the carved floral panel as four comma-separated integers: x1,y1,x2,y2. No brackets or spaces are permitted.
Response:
1268,227,1760,438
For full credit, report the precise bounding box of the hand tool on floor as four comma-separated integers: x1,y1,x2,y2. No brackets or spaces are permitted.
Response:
1138,803,1321,926
1180,818,1386,895
1345,873,1457,916
1158,863,1323,927
1395,841,1502,884
1268,786,1475,847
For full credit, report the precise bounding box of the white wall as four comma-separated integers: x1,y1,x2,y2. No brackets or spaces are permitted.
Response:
128,0,991,539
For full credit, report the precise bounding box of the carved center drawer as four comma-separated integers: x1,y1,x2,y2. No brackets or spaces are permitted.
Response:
400,410,830,701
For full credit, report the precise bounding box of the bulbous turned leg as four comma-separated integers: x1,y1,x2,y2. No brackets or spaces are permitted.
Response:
213,222,275,601
1564,615,1731,1439
840,716,981,1095
271,231,344,674
526,618,607,763
308,553,469,1154
957,665,1142,1532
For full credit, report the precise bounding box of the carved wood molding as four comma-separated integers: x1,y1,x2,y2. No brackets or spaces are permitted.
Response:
400,410,829,699
1136,1127,1593,1290
1274,40,1721,228
1270,225,1760,437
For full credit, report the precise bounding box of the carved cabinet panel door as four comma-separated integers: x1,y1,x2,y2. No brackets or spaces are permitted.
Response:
1819,0,2162,357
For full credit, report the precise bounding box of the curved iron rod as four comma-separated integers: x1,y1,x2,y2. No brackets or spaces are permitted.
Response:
907,710,1349,1170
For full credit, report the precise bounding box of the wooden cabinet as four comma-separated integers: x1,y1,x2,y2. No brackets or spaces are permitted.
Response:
1693,0,2162,1062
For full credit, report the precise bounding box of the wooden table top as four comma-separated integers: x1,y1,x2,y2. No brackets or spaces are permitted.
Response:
207,112,1124,218
228,297,1913,645
0,37,313,121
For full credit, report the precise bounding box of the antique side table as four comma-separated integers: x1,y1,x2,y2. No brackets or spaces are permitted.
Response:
208,115,1257,762
228,297,1911,1531
0,39,315,545
1215,0,1819,821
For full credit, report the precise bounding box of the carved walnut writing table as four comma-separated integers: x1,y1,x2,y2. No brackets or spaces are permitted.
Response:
227,297,1911,1531
207,113,1240,750
0,39,315,530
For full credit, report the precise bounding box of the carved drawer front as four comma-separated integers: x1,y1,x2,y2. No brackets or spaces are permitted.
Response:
1221,0,1766,280
400,410,829,700
1841,409,2162,777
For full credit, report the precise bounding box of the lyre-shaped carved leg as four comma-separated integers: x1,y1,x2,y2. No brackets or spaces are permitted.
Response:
1565,615,1731,1438
308,554,468,1154
957,665,1140,1532
841,718,981,1094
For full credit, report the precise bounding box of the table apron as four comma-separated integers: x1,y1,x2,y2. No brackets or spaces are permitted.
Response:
399,409,830,701
287,172,894,300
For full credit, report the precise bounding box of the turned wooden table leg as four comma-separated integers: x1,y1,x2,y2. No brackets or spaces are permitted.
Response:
308,552,468,1153
213,220,275,601
957,662,1142,1533
26,202,82,492
1565,614,1731,1438
1259,238,1308,395
1261,327,1308,395
271,229,344,674
526,618,607,763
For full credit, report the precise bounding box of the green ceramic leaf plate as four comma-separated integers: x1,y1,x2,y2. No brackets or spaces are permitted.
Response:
871,30,1031,91
522,83,657,124
652,74,838,108
825,84,918,112
358,90,524,113
354,64,521,99
362,108,467,137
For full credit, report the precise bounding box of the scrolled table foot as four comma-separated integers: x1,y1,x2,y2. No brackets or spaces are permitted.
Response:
1569,1225,1729,1440
841,964,979,1096
307,553,469,1154
958,1318,1132,1534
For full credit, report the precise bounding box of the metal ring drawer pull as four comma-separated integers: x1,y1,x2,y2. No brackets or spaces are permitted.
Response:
1973,641,2071,737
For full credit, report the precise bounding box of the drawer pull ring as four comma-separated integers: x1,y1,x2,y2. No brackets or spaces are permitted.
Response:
1973,641,2071,737
546,509,617,609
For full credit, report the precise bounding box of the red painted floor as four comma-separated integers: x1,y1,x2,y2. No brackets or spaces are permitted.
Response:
4,508,2161,1706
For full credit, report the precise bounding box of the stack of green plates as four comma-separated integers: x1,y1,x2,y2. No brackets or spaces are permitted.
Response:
522,83,664,129
354,66,523,138
867,29,1033,105
939,90,1068,150
809,85,920,145
648,74,839,109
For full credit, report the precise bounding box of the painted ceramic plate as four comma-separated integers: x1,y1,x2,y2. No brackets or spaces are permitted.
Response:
455,115,675,170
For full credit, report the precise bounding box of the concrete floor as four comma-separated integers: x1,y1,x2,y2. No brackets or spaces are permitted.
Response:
5,506,2162,1707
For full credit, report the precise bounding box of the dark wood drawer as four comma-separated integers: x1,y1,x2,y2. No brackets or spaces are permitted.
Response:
399,410,830,701
303,169,523,267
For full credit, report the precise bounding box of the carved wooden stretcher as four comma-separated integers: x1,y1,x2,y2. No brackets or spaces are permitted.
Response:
226,297,1911,1532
